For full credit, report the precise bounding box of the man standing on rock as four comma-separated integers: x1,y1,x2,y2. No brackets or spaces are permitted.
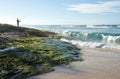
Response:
17,18,20,27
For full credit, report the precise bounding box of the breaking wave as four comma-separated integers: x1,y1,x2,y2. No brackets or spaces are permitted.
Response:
59,31,120,44
61,38,120,49
24,25,120,49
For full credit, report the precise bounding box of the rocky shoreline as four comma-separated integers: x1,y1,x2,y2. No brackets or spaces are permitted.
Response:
0,24,82,79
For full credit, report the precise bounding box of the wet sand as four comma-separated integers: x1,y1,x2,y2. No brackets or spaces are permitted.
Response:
28,48,120,79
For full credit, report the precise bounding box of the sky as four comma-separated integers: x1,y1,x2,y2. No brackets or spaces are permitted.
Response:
0,0,120,25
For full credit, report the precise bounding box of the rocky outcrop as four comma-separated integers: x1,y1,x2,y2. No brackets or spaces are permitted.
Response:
0,24,82,79
0,37,82,79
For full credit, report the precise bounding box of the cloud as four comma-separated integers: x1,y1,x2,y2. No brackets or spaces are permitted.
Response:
68,1,120,13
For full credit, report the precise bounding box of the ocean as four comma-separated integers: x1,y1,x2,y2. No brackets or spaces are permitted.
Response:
24,25,120,49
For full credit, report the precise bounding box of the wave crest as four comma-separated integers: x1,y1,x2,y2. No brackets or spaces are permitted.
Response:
59,31,120,44
61,38,120,49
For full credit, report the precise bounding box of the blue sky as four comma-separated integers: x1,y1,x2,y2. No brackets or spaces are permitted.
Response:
0,0,120,25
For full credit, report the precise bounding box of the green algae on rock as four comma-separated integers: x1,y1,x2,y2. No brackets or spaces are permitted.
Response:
0,24,82,79
0,37,82,79
10,37,82,65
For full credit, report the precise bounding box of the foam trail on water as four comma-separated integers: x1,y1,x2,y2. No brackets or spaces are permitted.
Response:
0,46,17,52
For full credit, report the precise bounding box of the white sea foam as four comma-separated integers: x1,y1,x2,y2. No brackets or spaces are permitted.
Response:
102,35,120,43
59,31,120,44
86,25,109,28
0,46,17,52
61,38,120,49
118,25,120,28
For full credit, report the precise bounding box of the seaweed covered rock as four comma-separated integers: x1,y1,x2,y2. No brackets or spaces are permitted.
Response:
0,24,82,79
0,37,82,79
10,37,82,64
0,48,54,79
